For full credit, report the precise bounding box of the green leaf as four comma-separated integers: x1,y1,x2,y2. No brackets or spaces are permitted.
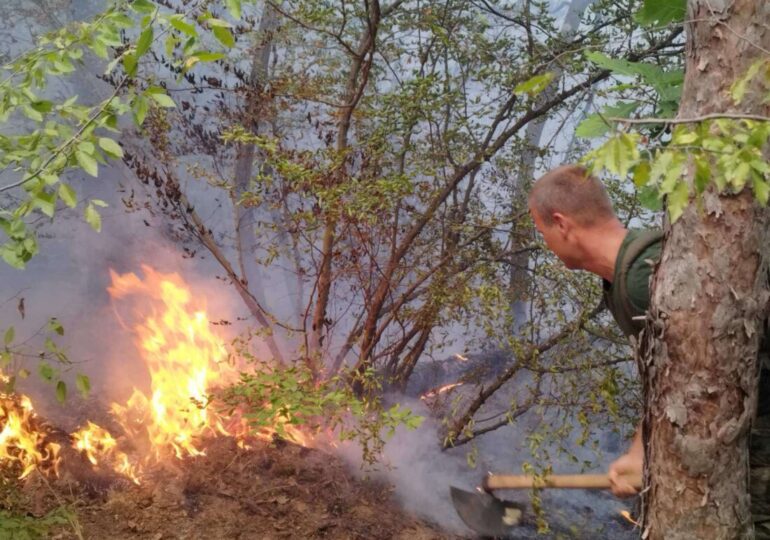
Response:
635,0,686,26
604,133,640,176
48,318,64,336
91,38,109,59
184,55,201,70
76,150,98,177
130,0,156,14
671,126,698,145
751,159,770,175
694,157,711,193
22,105,43,122
149,92,176,108
659,155,684,195
133,95,149,126
56,380,67,403
513,72,555,97
732,59,766,104
194,52,225,62
165,34,179,56
731,161,751,191
123,52,138,77
30,100,53,114
649,151,673,186
75,374,91,398
98,137,124,158
575,102,639,138
206,18,233,28
585,52,682,99
34,192,57,218
136,26,154,58
78,141,95,155
39,362,54,382
226,0,242,19
4,327,14,346
752,171,770,205
212,26,235,48
667,180,690,222
633,161,651,187
169,15,197,37
84,203,102,232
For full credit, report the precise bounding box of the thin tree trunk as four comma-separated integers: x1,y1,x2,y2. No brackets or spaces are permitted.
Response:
308,0,381,368
232,3,278,318
226,3,287,364
641,1,770,537
510,0,596,332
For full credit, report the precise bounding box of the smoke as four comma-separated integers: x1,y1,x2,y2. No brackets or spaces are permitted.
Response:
0,3,640,538
332,388,638,538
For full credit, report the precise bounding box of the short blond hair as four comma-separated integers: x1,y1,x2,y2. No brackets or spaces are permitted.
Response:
529,165,616,226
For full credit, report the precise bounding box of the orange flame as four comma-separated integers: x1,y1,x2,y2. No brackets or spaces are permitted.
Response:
106,266,241,461
0,383,60,479
71,421,140,484
6,266,312,483
72,266,309,482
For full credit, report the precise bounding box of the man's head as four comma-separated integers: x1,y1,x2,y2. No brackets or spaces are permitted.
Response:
528,165,618,269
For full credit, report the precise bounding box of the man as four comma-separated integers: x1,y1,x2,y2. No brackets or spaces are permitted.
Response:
528,164,769,532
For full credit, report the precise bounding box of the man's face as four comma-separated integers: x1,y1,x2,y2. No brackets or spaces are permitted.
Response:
529,203,581,269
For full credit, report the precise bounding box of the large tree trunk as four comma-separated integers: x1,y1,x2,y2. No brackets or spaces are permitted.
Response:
641,1,770,537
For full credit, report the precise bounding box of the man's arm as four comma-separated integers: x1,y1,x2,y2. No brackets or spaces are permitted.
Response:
608,424,643,498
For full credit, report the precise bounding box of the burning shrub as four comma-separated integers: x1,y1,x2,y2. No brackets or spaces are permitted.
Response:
220,363,423,465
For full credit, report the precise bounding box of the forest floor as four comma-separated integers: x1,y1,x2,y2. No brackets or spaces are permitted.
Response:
17,436,460,540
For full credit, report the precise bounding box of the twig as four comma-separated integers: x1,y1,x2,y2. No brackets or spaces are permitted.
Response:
609,112,770,125
35,470,84,540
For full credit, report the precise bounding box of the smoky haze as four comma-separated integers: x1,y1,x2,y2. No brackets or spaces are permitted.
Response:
0,1,641,538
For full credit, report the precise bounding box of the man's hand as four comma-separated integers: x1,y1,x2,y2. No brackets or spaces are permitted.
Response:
608,450,642,498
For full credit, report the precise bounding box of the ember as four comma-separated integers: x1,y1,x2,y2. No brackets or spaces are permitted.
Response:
420,382,464,401
620,510,639,526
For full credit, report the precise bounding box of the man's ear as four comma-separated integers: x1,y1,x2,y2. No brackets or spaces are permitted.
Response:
552,212,570,235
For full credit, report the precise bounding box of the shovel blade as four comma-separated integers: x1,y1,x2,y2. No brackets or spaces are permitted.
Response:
450,486,524,538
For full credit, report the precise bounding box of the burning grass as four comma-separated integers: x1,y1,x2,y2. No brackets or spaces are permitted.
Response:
0,266,443,539
0,266,312,487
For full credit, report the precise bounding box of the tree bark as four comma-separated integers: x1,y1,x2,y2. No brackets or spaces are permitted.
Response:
641,1,770,537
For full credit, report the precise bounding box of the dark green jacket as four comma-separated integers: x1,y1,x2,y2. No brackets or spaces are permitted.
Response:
602,229,663,338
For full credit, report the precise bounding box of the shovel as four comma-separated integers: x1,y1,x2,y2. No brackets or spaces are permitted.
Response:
450,472,642,538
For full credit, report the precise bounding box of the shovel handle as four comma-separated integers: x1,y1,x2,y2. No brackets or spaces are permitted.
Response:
483,473,642,490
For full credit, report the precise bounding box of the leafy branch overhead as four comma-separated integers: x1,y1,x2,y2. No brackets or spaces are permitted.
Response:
0,0,242,268
581,58,770,222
